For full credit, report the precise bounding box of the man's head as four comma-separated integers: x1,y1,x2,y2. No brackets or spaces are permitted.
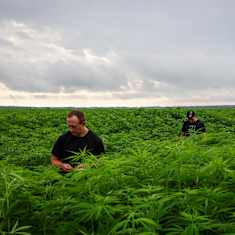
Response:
67,110,86,136
186,111,197,123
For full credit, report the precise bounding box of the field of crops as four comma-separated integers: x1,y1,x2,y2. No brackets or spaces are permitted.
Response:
0,107,235,235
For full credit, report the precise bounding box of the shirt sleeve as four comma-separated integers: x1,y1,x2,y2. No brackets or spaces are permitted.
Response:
181,121,188,132
197,121,206,133
92,137,105,155
51,135,64,159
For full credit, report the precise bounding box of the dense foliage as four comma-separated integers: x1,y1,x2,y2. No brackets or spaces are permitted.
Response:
0,107,235,235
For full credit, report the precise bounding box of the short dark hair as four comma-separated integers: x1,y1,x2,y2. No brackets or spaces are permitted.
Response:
186,111,195,118
67,109,85,125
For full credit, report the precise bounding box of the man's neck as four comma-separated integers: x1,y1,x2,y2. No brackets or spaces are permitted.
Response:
78,126,89,137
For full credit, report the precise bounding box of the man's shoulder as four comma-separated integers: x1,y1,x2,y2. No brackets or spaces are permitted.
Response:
57,131,71,140
86,130,105,154
87,130,102,141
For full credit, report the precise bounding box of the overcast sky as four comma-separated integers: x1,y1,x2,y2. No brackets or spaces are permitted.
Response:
0,0,235,107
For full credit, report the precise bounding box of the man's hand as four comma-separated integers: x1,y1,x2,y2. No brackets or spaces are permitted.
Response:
60,163,73,172
51,155,73,172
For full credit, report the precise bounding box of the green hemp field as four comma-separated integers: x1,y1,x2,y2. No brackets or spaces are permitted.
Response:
0,107,235,235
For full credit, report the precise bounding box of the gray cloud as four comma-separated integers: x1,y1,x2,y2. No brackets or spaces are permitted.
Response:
0,0,235,106
120,51,235,89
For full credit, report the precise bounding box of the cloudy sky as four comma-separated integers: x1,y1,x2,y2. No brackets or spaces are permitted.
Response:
0,0,235,107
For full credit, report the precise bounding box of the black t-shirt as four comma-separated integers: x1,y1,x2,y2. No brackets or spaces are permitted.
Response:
52,130,104,163
181,119,206,136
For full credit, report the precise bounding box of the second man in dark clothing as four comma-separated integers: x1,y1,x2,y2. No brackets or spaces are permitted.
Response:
181,111,206,136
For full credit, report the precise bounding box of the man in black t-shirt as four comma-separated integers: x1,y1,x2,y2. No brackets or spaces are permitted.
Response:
181,111,206,136
51,110,104,172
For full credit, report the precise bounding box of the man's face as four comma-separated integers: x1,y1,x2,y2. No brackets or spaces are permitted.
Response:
67,115,83,136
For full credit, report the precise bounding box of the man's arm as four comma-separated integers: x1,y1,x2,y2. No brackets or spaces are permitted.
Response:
92,137,105,155
98,139,105,154
180,121,188,136
51,134,73,172
51,154,63,167
197,121,206,133
51,154,73,172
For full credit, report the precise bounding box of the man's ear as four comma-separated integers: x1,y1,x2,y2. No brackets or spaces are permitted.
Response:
79,120,85,125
